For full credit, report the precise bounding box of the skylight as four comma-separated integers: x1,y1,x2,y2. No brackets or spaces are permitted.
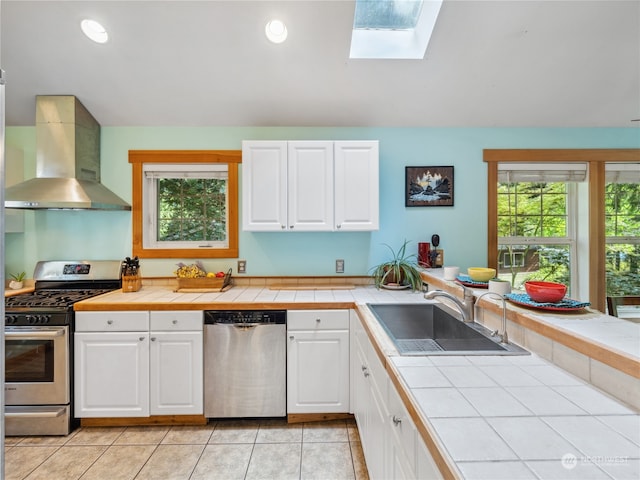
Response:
350,0,442,60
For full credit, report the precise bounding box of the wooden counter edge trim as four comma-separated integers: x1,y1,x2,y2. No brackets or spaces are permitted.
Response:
354,306,459,480
387,362,460,480
287,413,353,424
477,298,640,379
81,415,207,427
75,301,358,311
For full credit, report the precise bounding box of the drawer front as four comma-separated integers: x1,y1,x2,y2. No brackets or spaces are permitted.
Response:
388,379,417,470
76,311,149,332
150,311,203,331
287,309,349,330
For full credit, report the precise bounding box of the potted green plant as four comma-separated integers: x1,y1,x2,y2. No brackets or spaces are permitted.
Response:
9,271,26,290
370,240,424,291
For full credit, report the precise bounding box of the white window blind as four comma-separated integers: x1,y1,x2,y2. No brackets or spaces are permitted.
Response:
605,163,640,183
498,163,588,182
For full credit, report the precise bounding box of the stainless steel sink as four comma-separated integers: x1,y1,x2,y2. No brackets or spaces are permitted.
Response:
367,303,529,356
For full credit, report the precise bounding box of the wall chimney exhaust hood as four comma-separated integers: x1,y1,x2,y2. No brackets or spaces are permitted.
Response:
5,95,131,210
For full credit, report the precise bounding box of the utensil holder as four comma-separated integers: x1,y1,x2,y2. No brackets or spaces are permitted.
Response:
122,274,142,293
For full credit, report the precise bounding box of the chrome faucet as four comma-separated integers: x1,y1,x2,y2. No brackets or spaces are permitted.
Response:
424,285,474,322
474,291,509,344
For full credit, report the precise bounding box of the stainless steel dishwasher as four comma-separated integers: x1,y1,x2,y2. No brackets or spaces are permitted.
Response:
204,310,286,418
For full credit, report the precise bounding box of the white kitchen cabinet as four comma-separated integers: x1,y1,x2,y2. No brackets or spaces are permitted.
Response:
287,310,350,413
334,141,379,231
75,311,150,417
149,311,203,415
75,310,203,418
242,140,378,232
351,310,443,480
5,145,25,233
352,311,388,480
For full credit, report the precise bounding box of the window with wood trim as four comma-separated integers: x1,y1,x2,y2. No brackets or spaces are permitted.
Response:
484,149,640,313
129,150,241,259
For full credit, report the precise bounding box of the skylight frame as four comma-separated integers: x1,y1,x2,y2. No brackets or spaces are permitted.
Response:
350,0,443,60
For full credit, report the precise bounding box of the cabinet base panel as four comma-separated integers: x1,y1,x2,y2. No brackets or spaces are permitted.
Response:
80,415,207,427
287,413,353,424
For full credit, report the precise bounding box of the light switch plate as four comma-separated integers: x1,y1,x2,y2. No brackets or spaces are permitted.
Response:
336,259,344,274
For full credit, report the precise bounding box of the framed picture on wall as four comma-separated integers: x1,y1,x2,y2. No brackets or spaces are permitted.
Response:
405,166,454,207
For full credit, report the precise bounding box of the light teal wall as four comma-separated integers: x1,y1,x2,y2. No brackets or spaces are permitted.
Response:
5,126,639,279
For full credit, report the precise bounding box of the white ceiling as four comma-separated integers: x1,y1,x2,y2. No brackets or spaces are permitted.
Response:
2,0,639,128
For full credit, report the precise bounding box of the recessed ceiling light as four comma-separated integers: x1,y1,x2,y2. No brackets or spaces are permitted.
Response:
81,19,108,44
265,19,287,44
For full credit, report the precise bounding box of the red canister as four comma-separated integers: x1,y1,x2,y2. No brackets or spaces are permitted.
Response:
418,242,431,267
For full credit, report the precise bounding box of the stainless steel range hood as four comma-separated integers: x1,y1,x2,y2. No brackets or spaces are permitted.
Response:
5,95,131,210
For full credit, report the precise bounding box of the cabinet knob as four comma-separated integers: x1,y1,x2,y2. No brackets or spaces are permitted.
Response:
139,336,145,341
361,365,369,377
393,415,402,426
316,318,321,323
151,337,156,342
336,224,341,229
289,335,295,340
289,225,294,229
172,319,178,324
107,319,113,325
281,225,286,229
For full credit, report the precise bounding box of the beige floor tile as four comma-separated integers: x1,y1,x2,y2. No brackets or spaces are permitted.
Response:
66,426,125,446
23,445,106,480
245,442,301,480
191,443,253,480
4,436,25,446
209,419,259,444
350,441,370,480
135,444,205,480
18,433,75,447
303,420,349,442
162,425,214,444
114,426,169,445
4,446,59,480
301,442,355,480
80,444,156,480
256,419,303,443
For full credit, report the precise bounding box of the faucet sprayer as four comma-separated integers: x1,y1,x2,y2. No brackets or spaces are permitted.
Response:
474,292,509,344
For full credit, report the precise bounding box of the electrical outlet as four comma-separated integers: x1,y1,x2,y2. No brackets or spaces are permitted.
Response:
237,260,246,274
336,259,344,274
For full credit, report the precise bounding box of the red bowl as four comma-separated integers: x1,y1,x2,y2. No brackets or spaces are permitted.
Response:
525,281,567,303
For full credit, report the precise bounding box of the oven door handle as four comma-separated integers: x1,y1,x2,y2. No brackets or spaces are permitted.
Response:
5,329,65,339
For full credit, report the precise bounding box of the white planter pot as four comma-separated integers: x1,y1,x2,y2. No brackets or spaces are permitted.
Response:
9,280,24,290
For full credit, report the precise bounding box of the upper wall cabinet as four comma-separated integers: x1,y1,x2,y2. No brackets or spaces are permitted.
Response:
242,140,379,232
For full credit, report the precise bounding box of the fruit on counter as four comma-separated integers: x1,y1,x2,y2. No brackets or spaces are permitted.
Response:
207,272,215,278
215,271,225,278
174,261,207,278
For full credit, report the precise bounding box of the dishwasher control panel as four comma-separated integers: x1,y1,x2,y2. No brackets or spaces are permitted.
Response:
204,310,286,325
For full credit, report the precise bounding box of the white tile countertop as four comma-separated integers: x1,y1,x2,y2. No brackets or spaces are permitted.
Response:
74,277,640,479
390,353,639,479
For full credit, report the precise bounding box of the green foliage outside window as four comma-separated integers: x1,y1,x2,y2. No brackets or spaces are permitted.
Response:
605,183,640,296
497,182,571,291
157,178,227,242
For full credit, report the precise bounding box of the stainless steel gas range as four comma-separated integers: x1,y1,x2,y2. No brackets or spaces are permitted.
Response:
4,260,122,436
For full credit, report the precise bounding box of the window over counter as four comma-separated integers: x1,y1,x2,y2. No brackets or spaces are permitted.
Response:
129,150,241,258
484,149,640,313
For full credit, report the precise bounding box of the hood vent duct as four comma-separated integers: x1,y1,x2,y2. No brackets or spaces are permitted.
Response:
5,95,131,210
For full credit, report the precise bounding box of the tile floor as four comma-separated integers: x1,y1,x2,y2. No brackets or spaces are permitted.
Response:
4,418,369,480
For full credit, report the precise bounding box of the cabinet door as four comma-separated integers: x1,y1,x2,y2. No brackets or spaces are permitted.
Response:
242,140,288,231
75,332,149,417
287,141,334,231
387,379,417,480
334,141,379,231
149,331,203,415
287,329,349,413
